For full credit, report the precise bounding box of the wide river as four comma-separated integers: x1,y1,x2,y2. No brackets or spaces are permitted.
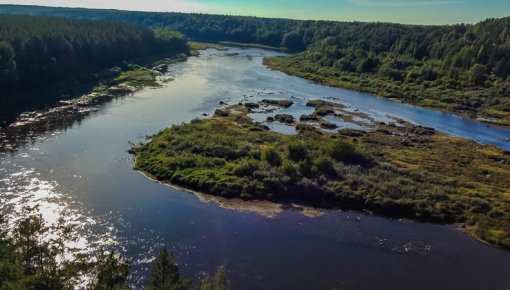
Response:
1,47,510,289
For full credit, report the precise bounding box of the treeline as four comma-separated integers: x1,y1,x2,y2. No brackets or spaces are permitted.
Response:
0,14,189,124
0,4,337,51
1,5,510,120
1,5,509,82
0,210,229,289
283,18,510,118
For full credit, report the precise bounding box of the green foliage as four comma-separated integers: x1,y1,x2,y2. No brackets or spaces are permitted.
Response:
199,266,230,290
130,116,373,200
470,64,488,85
0,213,229,290
12,207,89,290
0,216,23,289
281,31,304,51
265,17,510,124
0,14,189,124
115,68,159,88
132,111,510,249
90,251,131,290
146,248,190,290
262,146,282,167
287,141,309,162
233,159,260,177
2,5,510,124
0,41,16,89
0,207,90,290
322,138,372,165
313,155,335,175
0,5,305,49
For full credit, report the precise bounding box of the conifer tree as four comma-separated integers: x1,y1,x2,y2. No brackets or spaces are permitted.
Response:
146,248,190,290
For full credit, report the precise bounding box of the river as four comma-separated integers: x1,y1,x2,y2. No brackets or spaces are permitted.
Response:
1,47,510,289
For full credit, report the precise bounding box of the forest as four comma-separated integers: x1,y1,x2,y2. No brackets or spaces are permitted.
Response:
0,14,189,124
265,18,510,125
2,5,509,124
0,5,311,49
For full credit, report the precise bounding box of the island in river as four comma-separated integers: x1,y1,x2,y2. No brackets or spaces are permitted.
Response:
130,101,510,250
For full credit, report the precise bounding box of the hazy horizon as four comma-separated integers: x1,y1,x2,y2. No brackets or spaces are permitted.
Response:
3,0,510,25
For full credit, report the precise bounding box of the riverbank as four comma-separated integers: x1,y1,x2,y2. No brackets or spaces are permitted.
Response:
189,41,285,54
130,102,510,250
0,54,188,152
219,41,287,52
189,42,227,56
263,56,510,128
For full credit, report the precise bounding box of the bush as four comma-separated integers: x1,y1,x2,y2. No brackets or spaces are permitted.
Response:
281,161,299,180
262,146,282,167
470,64,488,86
323,138,371,165
287,141,309,161
298,159,313,176
233,159,259,177
214,109,228,117
314,156,335,175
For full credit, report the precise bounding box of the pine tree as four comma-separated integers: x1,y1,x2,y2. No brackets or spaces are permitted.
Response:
199,266,230,290
146,248,190,290
90,251,131,290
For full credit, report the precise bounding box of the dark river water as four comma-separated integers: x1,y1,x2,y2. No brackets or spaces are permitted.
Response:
1,47,510,289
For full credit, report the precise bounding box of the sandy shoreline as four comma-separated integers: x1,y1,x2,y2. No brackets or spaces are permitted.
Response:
135,166,325,219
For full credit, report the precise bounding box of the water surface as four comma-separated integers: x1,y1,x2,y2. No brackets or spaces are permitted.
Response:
1,47,510,289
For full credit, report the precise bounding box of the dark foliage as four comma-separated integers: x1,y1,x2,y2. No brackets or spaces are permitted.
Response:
146,248,190,290
0,213,229,289
2,5,509,122
0,13,188,124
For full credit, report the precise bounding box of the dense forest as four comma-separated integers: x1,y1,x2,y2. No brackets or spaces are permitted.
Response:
0,14,189,125
2,5,509,124
0,5,312,49
0,210,229,289
266,18,510,125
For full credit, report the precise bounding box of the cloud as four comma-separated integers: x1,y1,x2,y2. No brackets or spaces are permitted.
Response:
4,0,215,13
348,0,465,7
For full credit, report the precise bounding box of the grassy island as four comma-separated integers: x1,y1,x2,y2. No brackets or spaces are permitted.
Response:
131,105,510,249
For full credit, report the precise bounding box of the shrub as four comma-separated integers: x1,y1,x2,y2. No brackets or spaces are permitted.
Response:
233,159,259,177
470,64,488,86
314,155,335,175
287,141,309,161
298,159,313,176
281,161,299,180
323,138,371,165
214,109,228,117
262,146,282,167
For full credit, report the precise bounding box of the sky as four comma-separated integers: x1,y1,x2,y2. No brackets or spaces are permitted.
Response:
3,0,510,24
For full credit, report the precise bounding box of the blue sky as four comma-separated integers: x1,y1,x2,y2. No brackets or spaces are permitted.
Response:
5,0,510,24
